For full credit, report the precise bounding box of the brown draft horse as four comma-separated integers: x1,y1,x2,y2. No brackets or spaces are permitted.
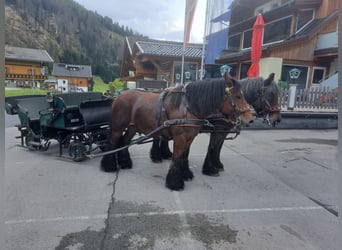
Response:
100,77,255,190
151,73,282,176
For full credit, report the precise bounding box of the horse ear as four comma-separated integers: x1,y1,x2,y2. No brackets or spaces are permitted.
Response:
225,74,233,87
264,73,275,86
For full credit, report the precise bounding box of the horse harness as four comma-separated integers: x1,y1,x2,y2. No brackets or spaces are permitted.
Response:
155,85,247,129
156,89,209,128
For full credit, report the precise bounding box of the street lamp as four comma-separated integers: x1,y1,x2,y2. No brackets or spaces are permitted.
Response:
220,65,232,77
288,68,301,85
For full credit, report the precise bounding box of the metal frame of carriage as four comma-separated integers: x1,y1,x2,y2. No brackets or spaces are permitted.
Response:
5,92,113,161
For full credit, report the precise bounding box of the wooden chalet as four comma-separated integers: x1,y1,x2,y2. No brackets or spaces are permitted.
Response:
51,63,92,92
5,45,54,88
216,0,338,89
121,37,203,88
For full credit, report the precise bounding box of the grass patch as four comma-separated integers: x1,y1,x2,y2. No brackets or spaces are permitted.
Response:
92,76,109,93
5,88,46,97
5,76,109,97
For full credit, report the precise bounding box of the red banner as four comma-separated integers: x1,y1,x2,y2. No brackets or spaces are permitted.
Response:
184,0,198,46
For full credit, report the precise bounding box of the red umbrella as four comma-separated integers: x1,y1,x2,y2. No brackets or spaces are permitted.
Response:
247,13,264,77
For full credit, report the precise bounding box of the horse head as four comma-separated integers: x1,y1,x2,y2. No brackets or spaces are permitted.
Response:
262,73,282,126
249,73,282,127
222,75,255,126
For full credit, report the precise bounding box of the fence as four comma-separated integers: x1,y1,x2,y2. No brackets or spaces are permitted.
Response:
280,86,338,112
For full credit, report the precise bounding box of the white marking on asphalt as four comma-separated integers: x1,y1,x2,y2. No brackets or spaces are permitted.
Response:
172,192,196,249
5,206,327,225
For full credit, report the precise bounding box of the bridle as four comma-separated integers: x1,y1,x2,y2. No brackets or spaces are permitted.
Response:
251,86,281,117
224,85,251,118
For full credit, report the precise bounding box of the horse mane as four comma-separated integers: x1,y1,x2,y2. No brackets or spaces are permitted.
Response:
239,77,280,104
167,78,245,117
239,77,264,103
184,78,228,117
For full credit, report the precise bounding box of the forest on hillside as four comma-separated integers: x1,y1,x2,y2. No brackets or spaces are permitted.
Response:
5,0,146,82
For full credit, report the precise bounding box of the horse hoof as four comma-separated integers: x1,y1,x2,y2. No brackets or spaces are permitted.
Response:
120,163,132,169
217,163,224,171
182,169,194,181
166,181,184,191
151,158,163,163
202,167,220,177
100,154,117,172
118,149,132,169
166,168,185,190
161,152,173,160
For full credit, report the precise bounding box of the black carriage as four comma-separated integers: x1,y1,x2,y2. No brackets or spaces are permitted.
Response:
5,92,113,161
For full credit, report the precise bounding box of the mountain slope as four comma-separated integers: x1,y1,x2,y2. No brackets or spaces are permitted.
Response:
5,0,145,82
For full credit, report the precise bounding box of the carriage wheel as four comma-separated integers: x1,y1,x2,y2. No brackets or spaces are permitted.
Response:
96,134,109,152
25,132,41,151
68,142,86,162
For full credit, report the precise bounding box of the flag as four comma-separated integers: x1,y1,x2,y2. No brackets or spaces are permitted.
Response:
184,0,198,46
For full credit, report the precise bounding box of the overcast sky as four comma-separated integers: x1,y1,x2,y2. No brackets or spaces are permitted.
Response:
74,0,206,43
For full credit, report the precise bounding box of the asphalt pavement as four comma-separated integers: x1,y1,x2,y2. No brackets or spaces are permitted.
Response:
5,126,338,250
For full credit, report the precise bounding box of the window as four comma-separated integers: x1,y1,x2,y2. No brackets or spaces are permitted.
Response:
173,62,197,84
263,16,292,44
312,67,326,85
240,62,251,79
281,65,308,89
228,33,241,50
296,9,314,33
242,29,252,49
28,68,34,75
255,0,281,15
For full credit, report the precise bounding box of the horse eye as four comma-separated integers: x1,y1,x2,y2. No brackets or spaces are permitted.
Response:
235,95,241,99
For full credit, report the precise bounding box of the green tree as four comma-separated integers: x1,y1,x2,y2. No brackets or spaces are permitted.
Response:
108,78,124,95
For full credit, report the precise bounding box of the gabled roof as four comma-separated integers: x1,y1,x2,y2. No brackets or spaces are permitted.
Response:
52,63,92,78
135,40,203,59
125,37,203,59
5,45,54,63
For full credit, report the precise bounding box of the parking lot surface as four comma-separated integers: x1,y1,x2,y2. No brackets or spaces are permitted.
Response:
5,127,338,250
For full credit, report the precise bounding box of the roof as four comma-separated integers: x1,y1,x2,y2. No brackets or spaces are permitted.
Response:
135,40,203,59
5,45,54,63
52,63,92,78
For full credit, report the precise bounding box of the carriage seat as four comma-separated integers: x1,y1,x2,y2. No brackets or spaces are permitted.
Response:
53,92,104,110
52,92,110,131
15,96,50,134
5,95,46,115
79,98,112,130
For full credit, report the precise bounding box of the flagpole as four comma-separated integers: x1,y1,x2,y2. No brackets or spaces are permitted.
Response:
181,39,186,85
181,1,188,85
200,0,211,80
181,0,197,85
